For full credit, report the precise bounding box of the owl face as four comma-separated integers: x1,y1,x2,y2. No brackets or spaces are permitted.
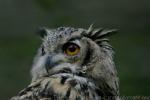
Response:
29,26,119,97
32,26,117,87
39,27,93,76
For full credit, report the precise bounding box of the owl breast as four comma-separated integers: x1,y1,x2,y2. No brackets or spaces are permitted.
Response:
11,73,102,100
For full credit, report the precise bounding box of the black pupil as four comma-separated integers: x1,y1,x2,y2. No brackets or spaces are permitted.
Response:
68,45,77,52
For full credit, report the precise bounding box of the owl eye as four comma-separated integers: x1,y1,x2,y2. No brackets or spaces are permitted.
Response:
63,42,80,56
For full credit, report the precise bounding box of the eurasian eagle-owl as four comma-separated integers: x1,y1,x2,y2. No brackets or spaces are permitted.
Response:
11,26,119,100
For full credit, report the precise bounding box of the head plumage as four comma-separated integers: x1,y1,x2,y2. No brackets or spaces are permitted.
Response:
84,24,117,46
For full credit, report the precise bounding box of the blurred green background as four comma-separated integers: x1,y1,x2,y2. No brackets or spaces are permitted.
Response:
0,0,150,99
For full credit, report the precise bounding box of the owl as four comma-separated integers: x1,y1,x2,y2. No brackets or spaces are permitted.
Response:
11,25,119,100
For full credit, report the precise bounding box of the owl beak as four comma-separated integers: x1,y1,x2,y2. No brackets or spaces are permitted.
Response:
45,55,58,70
45,54,65,71
45,54,77,77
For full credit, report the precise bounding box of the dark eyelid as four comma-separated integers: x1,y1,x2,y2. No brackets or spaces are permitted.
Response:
63,42,75,50
62,42,80,52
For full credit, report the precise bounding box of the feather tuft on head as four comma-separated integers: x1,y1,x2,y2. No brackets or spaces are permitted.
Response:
85,25,117,46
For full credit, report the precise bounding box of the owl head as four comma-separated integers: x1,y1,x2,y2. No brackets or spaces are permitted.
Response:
31,25,119,95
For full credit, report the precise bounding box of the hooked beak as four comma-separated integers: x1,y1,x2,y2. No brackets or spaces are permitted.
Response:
45,54,66,73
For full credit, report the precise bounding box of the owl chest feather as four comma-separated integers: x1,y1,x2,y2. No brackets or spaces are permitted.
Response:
11,73,103,100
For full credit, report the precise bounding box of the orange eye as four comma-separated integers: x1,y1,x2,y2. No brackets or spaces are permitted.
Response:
63,43,80,56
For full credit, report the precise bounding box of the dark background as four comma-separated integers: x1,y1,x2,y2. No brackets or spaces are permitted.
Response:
0,0,150,99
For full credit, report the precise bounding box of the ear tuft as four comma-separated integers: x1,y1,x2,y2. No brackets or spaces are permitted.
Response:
36,27,48,38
